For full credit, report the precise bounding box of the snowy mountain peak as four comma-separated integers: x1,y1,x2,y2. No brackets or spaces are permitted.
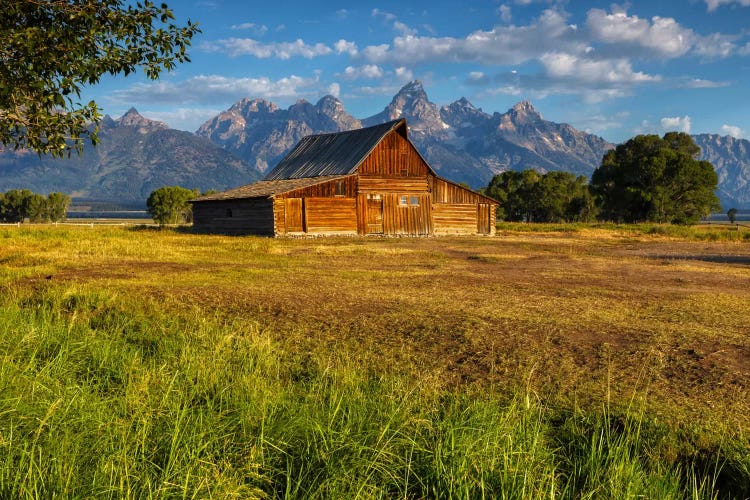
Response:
363,81,447,133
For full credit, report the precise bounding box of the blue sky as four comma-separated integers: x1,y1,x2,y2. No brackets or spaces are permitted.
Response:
85,0,750,143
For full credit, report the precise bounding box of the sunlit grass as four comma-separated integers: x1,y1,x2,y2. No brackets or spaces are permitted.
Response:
0,224,748,497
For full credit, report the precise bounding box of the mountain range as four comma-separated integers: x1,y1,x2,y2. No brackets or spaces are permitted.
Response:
1,80,749,209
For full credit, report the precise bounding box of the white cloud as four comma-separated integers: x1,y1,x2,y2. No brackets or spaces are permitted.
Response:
230,23,268,37
540,53,659,84
202,38,332,59
721,124,743,138
660,115,692,133
469,71,486,81
334,39,358,56
705,0,750,11
394,67,414,80
362,44,391,61
362,8,580,66
498,5,512,23
372,8,397,23
109,74,323,105
328,82,341,98
693,33,737,58
341,64,385,80
586,9,695,58
394,21,417,36
681,78,730,88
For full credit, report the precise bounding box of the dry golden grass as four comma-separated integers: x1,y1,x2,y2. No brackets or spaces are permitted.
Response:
3,225,749,435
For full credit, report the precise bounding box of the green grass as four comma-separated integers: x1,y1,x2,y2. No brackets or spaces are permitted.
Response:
0,225,749,497
0,284,745,498
496,221,750,241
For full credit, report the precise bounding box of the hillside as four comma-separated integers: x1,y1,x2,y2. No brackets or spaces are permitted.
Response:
0,109,260,203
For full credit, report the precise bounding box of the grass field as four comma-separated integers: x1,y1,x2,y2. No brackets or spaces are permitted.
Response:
0,224,748,498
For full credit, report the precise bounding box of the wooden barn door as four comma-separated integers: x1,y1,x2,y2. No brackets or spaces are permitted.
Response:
285,198,304,232
366,197,383,234
477,203,491,234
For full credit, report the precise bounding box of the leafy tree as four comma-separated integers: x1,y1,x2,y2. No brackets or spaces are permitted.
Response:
590,133,720,224
147,186,199,225
1,1,199,157
26,193,48,222
485,169,596,222
47,192,72,222
727,208,738,224
0,189,34,222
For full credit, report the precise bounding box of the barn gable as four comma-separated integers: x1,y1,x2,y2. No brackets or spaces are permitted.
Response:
191,119,496,236
263,119,434,180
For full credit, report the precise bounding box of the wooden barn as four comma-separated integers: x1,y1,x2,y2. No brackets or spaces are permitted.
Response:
191,119,497,236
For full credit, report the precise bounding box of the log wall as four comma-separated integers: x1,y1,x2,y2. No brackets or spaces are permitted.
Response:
192,199,274,235
432,204,478,235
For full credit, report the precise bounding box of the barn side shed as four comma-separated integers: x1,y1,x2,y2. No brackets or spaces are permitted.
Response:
191,119,497,236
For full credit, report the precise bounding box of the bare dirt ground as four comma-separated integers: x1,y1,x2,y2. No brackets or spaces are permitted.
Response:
10,228,750,431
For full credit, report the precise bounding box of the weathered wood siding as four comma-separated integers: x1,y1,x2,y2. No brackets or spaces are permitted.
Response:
304,198,357,233
431,177,481,204
192,199,274,235
432,204,477,235
275,176,357,199
381,193,432,235
358,131,430,177
358,176,429,193
431,177,497,235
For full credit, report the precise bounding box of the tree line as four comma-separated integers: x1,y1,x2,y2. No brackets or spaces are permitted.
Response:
484,132,722,224
0,190,70,223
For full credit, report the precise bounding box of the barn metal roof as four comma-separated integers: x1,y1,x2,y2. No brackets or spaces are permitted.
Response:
263,119,408,180
191,175,349,201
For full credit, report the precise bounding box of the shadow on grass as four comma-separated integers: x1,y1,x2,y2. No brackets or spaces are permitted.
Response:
648,254,750,265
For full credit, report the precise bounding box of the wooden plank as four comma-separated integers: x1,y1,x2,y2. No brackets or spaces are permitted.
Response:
366,198,383,234
478,203,490,234
433,203,478,235
358,176,429,193
358,130,430,177
285,198,303,232
382,193,431,235
305,198,357,233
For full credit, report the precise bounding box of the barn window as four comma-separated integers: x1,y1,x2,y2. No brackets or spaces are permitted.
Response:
410,195,419,206
334,180,346,196
399,195,408,205
226,208,233,217
400,167,408,176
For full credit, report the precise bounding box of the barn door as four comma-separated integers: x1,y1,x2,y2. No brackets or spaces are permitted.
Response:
285,198,304,232
477,203,491,234
366,197,383,234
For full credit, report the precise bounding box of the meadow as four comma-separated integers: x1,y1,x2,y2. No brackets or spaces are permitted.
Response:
0,223,748,498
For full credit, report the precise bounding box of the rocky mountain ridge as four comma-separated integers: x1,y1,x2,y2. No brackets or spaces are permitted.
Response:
0,109,260,202
196,95,361,173
1,80,748,207
692,134,750,209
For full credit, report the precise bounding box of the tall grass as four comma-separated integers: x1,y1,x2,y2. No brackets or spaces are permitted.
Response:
0,284,745,498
